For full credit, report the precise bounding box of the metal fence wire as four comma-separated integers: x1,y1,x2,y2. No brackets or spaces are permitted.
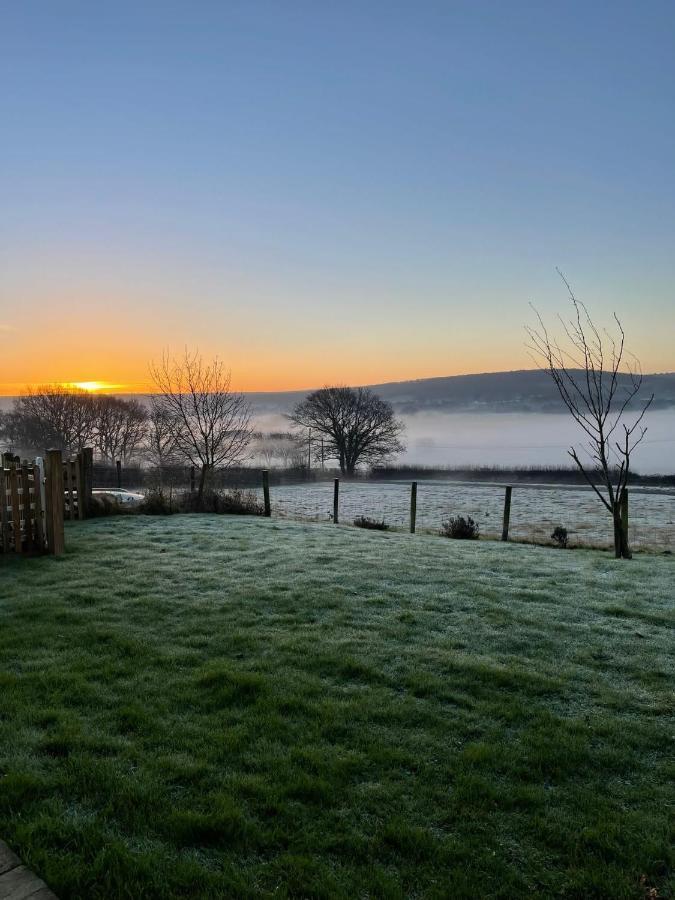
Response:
242,478,674,552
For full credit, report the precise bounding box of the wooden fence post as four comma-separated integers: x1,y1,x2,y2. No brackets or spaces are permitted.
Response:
190,465,196,493
410,481,417,534
333,478,339,524
75,456,85,521
501,486,512,542
115,459,122,489
81,447,93,517
21,464,34,551
32,463,45,551
0,467,9,553
10,468,21,554
262,470,271,517
621,487,629,544
35,457,46,526
46,449,65,555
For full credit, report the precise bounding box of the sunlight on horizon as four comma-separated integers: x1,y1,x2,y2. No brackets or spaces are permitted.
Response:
65,381,124,393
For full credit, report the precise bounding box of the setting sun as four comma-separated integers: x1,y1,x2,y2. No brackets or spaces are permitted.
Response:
66,381,121,393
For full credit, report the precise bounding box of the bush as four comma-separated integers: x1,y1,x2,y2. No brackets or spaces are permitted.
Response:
183,489,264,516
138,488,264,516
440,515,480,540
353,516,390,531
140,488,175,515
87,494,123,517
551,525,568,548
215,489,264,516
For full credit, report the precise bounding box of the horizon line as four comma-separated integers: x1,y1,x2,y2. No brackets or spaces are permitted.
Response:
2,366,675,398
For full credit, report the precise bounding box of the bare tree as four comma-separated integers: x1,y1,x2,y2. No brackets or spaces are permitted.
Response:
526,273,653,559
289,386,405,476
0,409,27,454
144,399,180,469
253,431,305,469
8,385,97,454
149,349,253,503
94,396,148,463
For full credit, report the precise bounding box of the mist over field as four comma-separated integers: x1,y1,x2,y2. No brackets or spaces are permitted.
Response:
246,370,675,473
252,408,675,474
2,370,674,473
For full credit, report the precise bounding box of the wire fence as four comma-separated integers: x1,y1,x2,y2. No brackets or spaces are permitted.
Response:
90,461,675,553
244,478,675,553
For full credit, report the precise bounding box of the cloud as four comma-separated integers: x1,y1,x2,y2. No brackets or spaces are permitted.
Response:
0,323,17,333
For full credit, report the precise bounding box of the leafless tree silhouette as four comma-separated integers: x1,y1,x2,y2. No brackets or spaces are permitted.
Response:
144,400,179,467
5,385,97,453
290,386,405,476
526,272,653,558
94,396,148,463
149,349,253,504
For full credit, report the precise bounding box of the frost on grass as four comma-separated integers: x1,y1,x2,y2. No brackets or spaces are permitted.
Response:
0,515,673,899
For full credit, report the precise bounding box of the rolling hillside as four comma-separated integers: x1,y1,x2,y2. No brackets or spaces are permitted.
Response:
2,370,674,415
245,369,675,414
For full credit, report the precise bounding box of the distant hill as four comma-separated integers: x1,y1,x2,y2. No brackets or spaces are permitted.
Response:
245,369,675,415
2,369,674,415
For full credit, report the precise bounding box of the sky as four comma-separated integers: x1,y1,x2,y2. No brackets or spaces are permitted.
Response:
1,0,674,394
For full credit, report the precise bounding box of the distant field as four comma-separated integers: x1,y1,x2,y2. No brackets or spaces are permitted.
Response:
1,516,673,898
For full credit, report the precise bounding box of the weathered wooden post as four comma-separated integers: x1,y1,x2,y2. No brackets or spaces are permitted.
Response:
410,481,417,534
116,459,122,489
10,468,21,554
0,466,9,553
64,458,74,521
34,457,46,544
20,464,34,551
262,469,271,517
620,488,629,553
333,478,339,524
81,447,93,517
32,463,45,551
501,486,512,542
45,449,65,555
75,456,85,521
190,465,196,493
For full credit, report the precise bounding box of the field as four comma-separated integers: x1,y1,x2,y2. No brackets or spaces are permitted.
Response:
0,515,673,899
250,479,675,551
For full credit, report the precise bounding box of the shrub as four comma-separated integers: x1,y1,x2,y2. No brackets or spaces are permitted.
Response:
353,516,390,531
140,488,175,516
551,525,569,548
183,489,264,516
440,515,480,540
215,489,264,516
87,494,123,517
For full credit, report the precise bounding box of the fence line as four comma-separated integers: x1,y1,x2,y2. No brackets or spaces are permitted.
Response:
248,472,665,552
87,460,672,551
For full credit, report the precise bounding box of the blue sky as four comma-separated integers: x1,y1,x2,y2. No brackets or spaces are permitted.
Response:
1,1,674,390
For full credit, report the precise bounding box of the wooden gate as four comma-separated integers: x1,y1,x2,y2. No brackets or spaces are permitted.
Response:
1,460,45,554
62,448,93,521
0,449,70,556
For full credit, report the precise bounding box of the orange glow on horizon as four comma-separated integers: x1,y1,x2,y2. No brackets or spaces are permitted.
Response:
0,362,526,397
2,330,672,398
66,381,124,393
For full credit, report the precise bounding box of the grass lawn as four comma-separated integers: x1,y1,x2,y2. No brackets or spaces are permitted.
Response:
0,515,673,899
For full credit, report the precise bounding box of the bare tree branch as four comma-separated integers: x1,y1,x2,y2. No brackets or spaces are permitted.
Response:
149,349,254,502
527,273,653,558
